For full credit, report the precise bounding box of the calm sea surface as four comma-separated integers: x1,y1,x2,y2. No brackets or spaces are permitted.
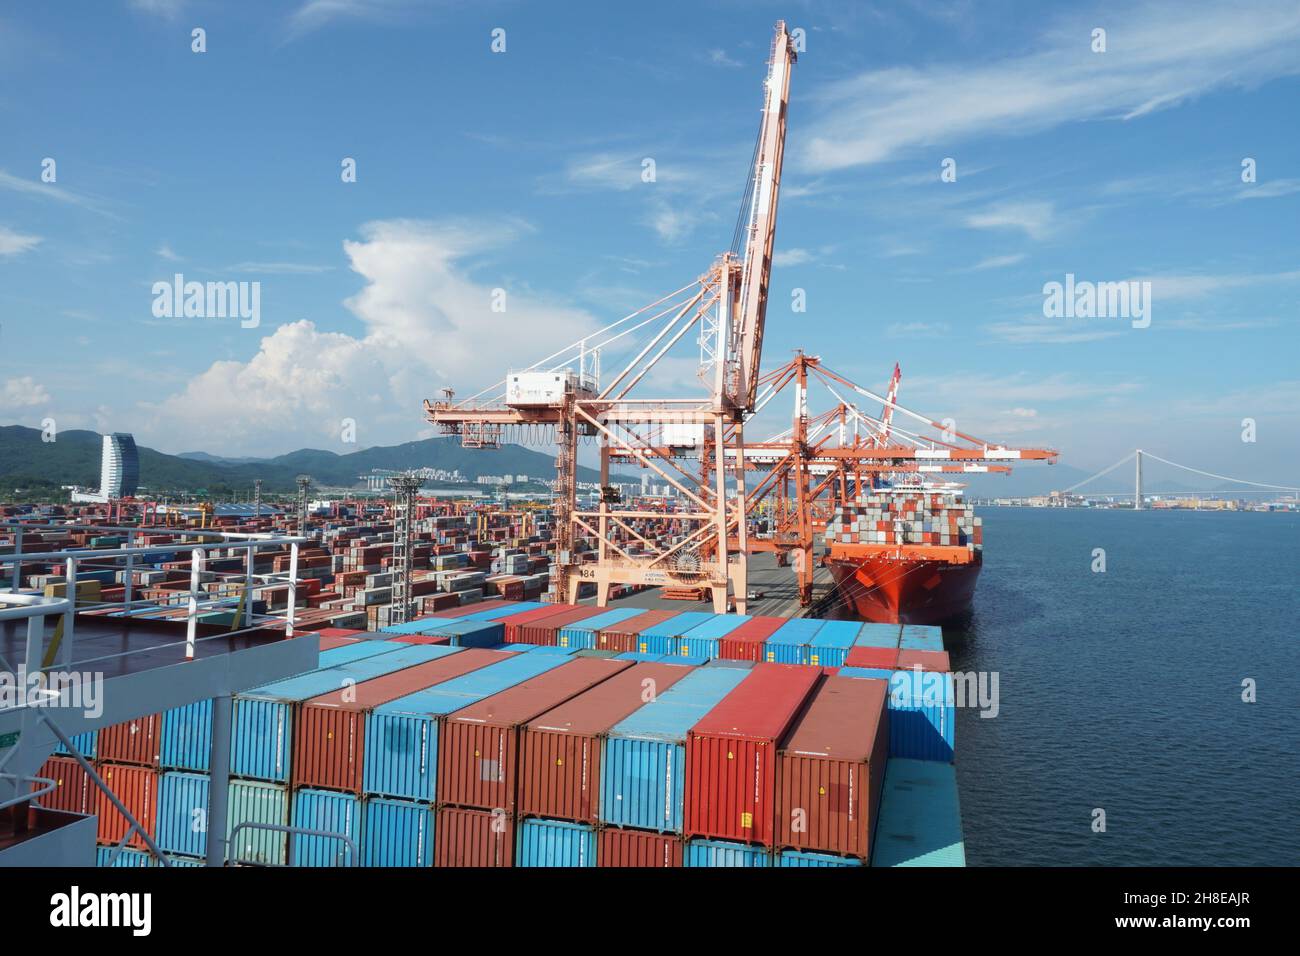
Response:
948,507,1299,866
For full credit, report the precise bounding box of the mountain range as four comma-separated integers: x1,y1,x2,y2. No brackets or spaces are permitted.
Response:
0,425,604,495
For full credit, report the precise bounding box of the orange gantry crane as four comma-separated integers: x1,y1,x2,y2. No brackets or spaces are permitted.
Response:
426,22,797,613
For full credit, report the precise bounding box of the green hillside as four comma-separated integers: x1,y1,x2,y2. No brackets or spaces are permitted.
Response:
0,425,605,497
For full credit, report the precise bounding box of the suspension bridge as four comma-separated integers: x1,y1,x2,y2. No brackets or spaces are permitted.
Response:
1062,449,1300,506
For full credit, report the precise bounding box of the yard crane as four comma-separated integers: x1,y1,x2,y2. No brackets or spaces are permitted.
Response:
426,21,797,612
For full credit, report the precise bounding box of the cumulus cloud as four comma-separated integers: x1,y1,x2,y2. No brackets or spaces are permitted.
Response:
0,226,41,256
140,218,600,455
1,376,51,408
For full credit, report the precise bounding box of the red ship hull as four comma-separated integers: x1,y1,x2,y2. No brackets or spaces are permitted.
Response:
829,551,982,625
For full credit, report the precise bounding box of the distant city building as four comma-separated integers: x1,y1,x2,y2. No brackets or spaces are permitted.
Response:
101,433,139,498
70,432,139,503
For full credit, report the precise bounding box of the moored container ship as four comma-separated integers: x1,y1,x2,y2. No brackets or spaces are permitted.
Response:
824,488,982,625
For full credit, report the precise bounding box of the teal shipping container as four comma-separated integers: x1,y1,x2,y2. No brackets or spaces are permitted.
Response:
516,818,596,867
601,666,750,833
871,758,966,867
227,780,289,866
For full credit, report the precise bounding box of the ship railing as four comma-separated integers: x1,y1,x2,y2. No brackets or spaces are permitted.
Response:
228,821,359,867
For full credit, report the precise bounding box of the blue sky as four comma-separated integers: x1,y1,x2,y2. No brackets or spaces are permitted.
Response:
0,0,1296,488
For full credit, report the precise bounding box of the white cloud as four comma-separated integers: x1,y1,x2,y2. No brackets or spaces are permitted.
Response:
156,243,181,261
984,319,1127,345
1136,270,1300,300
801,1,1300,171
964,201,1054,240
774,248,815,267
0,169,113,217
707,49,742,68
1,376,51,408
887,321,951,338
286,0,420,37
1235,178,1300,200
966,253,1026,271
139,218,601,455
128,0,184,17
0,226,41,256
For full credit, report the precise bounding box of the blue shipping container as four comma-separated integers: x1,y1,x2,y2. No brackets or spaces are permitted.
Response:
853,622,902,648
601,666,751,833
807,620,860,667
364,652,568,800
156,771,209,858
764,618,823,664
291,788,363,867
900,624,945,652
838,667,955,762
516,818,596,867
420,619,503,647
685,839,771,867
459,601,546,621
676,614,750,659
557,607,646,650
231,644,459,782
778,849,864,867
635,612,714,656
363,797,434,867
55,730,97,759
96,847,154,867
871,758,966,867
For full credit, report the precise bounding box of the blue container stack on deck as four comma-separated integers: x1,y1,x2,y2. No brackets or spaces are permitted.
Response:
419,618,503,647
764,618,823,664
363,797,435,867
635,612,714,656
685,839,770,867
839,666,955,762
807,620,860,667
231,644,457,783
601,666,750,833
853,622,902,648
556,607,645,650
363,652,569,801
900,624,945,652
676,614,749,660
291,787,363,867
517,818,596,867
871,758,966,867
155,771,209,859
778,849,865,867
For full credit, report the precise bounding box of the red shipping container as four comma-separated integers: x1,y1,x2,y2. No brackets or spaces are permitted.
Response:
434,807,515,867
595,609,679,654
598,827,683,867
684,663,822,847
35,755,92,814
498,604,578,644
846,646,900,669
774,675,888,860
896,649,951,673
390,633,452,646
438,658,633,813
96,764,158,849
518,662,690,823
718,615,785,661
517,606,607,646
98,713,163,767
293,648,508,793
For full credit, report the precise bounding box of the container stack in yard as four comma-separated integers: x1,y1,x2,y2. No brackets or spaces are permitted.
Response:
50,599,965,867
